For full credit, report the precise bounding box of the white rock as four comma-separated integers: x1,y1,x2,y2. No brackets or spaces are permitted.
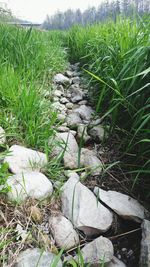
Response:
75,236,114,264
52,102,67,112
49,214,79,250
81,148,102,176
0,126,6,145
72,76,80,84
77,124,90,142
57,114,66,122
75,105,94,121
65,171,80,181
53,132,78,169
61,177,113,236
140,220,150,267
70,84,84,103
65,70,74,78
70,62,80,71
66,92,72,98
66,102,74,109
66,112,82,129
57,126,70,132
105,256,126,267
14,248,62,267
89,125,105,141
70,130,76,136
53,73,70,86
94,187,147,223
53,96,59,102
60,97,69,104
7,172,53,202
78,100,88,105
57,84,64,92
53,89,62,98
4,145,47,174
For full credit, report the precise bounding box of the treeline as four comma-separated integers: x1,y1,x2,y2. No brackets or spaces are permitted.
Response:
42,0,150,30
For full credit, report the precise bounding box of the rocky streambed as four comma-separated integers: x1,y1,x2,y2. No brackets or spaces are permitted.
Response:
0,63,150,267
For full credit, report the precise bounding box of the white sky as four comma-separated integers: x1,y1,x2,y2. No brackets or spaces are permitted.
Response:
2,0,105,23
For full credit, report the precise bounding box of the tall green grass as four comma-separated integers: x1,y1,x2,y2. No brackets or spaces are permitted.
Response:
66,16,150,198
0,24,67,149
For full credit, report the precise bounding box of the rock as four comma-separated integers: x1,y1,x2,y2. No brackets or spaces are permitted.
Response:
53,132,78,169
74,236,114,265
139,219,150,267
4,145,47,174
75,105,94,121
89,125,105,142
57,114,66,122
53,89,62,98
70,130,76,137
70,84,84,103
94,187,148,223
66,112,82,129
56,84,64,92
65,70,74,78
64,171,80,181
66,92,72,98
0,126,6,145
105,257,127,267
49,214,79,250
57,126,70,132
61,177,113,236
60,97,69,104
14,248,62,267
72,76,80,84
53,96,59,102
81,148,102,176
90,118,101,126
7,172,53,202
77,124,90,142
78,100,88,105
66,102,74,109
53,73,70,86
70,63,80,71
52,102,67,112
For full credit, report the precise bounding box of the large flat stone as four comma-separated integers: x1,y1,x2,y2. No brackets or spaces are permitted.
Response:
4,145,47,174
7,172,53,202
14,248,62,267
49,214,79,250
94,187,148,223
74,236,114,264
61,177,113,236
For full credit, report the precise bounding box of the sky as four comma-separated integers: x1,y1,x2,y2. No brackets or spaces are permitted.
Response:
2,0,105,23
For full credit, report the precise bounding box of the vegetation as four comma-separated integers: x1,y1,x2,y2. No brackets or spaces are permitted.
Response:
66,16,150,199
43,0,150,30
0,23,67,149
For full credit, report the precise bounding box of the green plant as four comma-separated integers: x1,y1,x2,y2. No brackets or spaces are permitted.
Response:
66,16,150,199
0,162,10,193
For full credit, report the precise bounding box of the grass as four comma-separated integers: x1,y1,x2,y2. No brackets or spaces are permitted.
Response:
66,15,150,199
0,23,67,149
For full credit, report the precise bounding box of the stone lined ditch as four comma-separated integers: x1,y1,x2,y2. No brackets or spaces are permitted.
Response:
0,63,150,267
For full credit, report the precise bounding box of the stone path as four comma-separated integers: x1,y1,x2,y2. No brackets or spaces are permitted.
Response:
1,63,150,266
